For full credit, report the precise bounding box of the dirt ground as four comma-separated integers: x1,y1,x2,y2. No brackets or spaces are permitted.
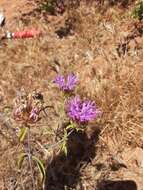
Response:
0,0,143,190
0,0,35,25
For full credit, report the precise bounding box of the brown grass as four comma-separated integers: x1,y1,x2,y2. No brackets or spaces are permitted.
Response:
0,0,143,190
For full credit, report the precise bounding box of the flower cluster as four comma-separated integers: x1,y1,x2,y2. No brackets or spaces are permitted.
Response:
54,73,78,92
13,90,43,123
66,96,100,124
54,73,100,124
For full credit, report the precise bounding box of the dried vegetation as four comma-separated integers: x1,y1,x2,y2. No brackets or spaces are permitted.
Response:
0,0,143,189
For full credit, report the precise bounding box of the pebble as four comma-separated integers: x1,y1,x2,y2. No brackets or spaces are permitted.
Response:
0,12,5,26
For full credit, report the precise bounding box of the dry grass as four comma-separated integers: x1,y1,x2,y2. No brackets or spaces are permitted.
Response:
0,0,143,189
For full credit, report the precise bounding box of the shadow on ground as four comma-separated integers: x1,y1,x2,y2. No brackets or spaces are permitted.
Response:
44,127,100,190
97,180,137,190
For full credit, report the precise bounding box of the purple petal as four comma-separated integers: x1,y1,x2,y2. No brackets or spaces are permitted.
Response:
54,75,65,89
66,96,99,123
54,73,78,92
29,108,39,122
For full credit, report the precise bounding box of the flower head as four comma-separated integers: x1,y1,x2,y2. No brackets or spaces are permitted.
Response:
29,108,39,123
13,90,43,124
54,73,78,92
66,96,100,123
13,106,24,121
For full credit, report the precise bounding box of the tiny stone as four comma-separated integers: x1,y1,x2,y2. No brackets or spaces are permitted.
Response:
0,12,5,26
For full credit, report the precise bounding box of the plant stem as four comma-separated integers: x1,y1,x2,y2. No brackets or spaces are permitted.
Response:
27,128,36,190
44,128,74,149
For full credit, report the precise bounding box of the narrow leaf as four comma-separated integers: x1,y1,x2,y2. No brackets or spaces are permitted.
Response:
18,127,28,142
18,153,28,169
61,140,68,156
66,124,74,130
63,145,67,156
32,156,45,181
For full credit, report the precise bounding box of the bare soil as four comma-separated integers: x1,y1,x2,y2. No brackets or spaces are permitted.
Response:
0,0,143,190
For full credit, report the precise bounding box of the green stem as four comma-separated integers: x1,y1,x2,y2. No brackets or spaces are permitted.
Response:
27,127,36,190
44,128,74,149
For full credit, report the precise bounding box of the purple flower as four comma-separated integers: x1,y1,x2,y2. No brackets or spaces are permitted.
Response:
13,106,23,121
54,73,78,91
29,108,39,122
66,96,100,123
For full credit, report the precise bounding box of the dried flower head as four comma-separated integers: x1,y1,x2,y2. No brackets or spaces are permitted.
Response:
66,96,100,123
54,73,78,92
13,90,43,124
29,108,39,123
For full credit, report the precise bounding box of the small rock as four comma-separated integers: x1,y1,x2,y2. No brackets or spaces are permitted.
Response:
85,50,94,61
122,147,143,168
0,11,5,27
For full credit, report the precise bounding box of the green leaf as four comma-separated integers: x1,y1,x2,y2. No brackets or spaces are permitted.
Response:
76,128,84,132
18,153,28,169
62,144,67,156
59,129,68,156
63,129,68,139
32,156,45,181
60,139,68,156
66,121,77,130
132,2,143,20
18,127,28,142
66,124,74,130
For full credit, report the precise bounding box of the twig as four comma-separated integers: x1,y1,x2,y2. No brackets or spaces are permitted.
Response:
44,128,74,149
40,105,53,113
